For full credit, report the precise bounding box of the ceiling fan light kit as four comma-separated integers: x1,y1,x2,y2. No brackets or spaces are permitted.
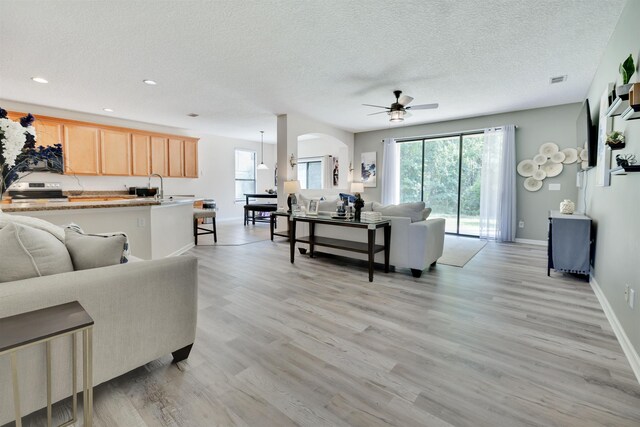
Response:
364,90,438,122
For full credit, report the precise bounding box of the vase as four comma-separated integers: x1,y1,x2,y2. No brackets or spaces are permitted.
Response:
560,199,575,214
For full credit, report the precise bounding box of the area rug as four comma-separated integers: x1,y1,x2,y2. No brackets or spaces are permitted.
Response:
438,235,487,267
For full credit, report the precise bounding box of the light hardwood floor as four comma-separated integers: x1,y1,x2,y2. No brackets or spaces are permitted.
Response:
18,236,640,426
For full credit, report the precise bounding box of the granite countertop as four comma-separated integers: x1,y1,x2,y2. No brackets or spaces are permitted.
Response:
0,195,202,212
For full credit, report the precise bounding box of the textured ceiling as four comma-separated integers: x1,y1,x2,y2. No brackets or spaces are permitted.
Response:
0,0,627,142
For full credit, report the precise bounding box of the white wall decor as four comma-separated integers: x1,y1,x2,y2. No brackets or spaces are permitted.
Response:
361,151,377,187
517,141,577,191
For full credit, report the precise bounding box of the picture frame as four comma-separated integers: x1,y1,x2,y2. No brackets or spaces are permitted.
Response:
596,83,613,187
361,151,377,187
307,199,320,216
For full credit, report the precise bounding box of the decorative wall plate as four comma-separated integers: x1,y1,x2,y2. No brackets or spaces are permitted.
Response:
551,151,566,163
542,161,563,177
517,159,536,177
533,154,548,165
532,169,547,180
524,177,543,191
561,148,578,164
580,148,588,161
539,142,559,157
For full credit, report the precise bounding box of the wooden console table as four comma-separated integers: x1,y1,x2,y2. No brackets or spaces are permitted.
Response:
0,301,94,427
289,215,391,282
270,211,291,240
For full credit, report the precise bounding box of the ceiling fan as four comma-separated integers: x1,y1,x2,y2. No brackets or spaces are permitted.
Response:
363,90,438,122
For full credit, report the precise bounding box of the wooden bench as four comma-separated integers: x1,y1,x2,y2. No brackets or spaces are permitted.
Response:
244,204,277,225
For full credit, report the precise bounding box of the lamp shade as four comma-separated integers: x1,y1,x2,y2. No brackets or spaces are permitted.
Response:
350,182,364,193
257,163,269,170
283,180,300,194
389,110,404,122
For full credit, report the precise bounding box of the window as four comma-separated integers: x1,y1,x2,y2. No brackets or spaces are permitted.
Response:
235,149,256,200
398,132,484,236
297,158,323,189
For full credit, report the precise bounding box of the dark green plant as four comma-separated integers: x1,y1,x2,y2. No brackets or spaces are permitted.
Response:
620,54,636,85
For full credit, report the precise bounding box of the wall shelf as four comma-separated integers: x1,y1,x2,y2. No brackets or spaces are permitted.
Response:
621,104,640,120
610,165,640,175
606,97,629,117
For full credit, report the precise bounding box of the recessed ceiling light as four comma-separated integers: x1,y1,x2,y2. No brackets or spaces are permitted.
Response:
550,75,567,84
142,79,157,85
187,113,199,117
103,108,114,112
31,77,48,84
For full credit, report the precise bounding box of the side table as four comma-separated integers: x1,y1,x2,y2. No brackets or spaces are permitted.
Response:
270,211,291,240
0,301,94,427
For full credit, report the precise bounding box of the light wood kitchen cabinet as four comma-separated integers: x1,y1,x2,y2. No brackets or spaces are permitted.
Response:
168,138,184,177
151,137,169,176
63,124,101,175
6,112,62,148
131,133,151,176
7,110,198,178
101,129,131,175
184,139,198,177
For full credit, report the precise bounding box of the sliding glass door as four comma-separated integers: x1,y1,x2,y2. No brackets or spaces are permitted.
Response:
398,133,484,236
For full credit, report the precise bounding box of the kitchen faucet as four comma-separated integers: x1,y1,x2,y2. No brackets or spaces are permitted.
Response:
148,173,164,200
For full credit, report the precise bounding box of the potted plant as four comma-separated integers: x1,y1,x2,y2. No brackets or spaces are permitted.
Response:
617,54,636,99
606,130,625,150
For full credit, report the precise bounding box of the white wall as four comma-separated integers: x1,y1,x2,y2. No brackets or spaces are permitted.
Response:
1,99,277,220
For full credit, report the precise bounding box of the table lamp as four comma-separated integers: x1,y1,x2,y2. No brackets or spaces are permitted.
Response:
350,182,365,221
284,180,301,212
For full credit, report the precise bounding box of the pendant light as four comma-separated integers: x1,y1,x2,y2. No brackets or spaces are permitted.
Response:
257,130,269,170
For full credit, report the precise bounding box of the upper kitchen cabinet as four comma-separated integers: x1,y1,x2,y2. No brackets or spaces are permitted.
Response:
63,124,101,175
151,136,169,176
101,129,131,175
184,139,198,177
131,133,151,176
5,112,62,148
168,138,184,177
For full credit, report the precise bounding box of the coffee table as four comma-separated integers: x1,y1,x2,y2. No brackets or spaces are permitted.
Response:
289,215,391,282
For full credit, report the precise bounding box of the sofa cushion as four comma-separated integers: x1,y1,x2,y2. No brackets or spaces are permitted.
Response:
372,201,426,222
0,223,74,283
299,194,341,212
64,227,129,271
0,212,65,241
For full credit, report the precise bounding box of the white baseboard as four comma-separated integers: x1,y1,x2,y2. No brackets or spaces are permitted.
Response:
514,238,547,246
167,242,195,257
590,275,640,384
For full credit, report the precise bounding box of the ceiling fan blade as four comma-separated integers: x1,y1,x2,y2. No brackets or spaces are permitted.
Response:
407,103,439,110
362,103,390,109
367,111,389,116
398,95,414,106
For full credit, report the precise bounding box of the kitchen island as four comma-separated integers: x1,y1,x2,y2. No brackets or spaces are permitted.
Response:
1,197,199,260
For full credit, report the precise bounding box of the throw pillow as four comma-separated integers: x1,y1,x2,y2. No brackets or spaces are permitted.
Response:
64,227,129,271
0,212,65,242
422,207,432,220
339,193,357,204
373,201,426,222
0,223,74,283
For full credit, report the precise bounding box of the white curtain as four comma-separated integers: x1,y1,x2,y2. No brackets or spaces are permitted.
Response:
479,125,516,241
381,138,399,205
323,155,333,189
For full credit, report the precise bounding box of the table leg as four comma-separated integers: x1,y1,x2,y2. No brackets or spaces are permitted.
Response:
309,222,315,258
290,220,296,263
47,341,52,427
83,327,93,427
11,352,22,427
72,333,77,423
384,224,391,273
270,214,275,241
368,229,375,282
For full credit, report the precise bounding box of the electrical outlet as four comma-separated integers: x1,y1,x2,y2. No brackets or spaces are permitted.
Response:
630,288,636,309
519,220,525,228
625,285,630,302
